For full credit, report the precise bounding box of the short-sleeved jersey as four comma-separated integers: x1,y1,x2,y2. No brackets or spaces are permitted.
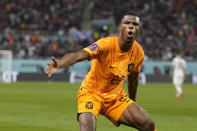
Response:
172,56,186,77
80,36,144,101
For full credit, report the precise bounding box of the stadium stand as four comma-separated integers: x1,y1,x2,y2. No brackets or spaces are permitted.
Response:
89,0,197,61
0,0,197,61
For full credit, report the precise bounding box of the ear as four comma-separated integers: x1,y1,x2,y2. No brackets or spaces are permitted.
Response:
137,27,140,34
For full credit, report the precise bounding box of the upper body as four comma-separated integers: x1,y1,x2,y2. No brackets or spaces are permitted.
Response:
172,55,186,77
81,36,144,101
46,15,143,101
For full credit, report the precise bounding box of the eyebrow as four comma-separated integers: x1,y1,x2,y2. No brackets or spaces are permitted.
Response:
133,21,140,26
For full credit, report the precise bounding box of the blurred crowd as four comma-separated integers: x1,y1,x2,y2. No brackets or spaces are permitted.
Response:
0,0,197,61
0,0,82,31
0,0,84,58
90,0,197,61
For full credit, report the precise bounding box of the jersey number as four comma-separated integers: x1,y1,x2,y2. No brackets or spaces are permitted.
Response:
119,97,130,103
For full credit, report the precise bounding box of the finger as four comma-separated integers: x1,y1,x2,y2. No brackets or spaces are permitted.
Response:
52,56,57,63
52,56,58,67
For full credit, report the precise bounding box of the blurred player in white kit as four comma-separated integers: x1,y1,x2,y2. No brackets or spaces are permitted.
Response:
171,53,186,98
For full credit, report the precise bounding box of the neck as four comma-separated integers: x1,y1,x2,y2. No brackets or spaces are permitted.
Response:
118,37,134,52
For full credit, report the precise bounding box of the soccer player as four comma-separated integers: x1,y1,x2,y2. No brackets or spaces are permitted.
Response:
46,15,156,131
171,53,186,98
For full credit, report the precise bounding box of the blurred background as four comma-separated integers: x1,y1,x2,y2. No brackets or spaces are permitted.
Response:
0,0,197,83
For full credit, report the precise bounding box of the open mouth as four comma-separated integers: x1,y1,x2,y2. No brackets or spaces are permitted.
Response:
128,31,133,37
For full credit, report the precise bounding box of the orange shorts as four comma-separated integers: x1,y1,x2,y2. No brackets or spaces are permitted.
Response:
77,91,134,126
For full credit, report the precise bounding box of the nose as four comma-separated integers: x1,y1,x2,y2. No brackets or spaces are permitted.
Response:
129,26,133,29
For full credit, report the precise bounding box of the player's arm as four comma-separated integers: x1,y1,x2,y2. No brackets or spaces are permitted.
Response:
170,65,174,78
183,65,186,79
46,50,90,77
128,48,144,101
127,72,139,102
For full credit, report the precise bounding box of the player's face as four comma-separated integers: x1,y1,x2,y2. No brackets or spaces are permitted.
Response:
119,15,140,43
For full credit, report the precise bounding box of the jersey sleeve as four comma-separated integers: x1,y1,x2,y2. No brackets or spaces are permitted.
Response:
135,54,144,72
134,48,145,72
83,38,110,60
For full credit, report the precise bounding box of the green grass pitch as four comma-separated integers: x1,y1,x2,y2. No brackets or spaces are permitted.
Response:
0,82,197,131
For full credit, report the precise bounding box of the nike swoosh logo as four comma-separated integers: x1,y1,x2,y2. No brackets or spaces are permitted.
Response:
110,65,116,68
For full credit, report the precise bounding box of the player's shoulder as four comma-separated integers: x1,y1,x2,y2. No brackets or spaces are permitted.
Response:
173,57,179,62
95,35,118,48
133,40,144,55
181,58,186,64
91,35,118,51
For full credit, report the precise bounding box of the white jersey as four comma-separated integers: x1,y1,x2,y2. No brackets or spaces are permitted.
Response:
172,56,186,77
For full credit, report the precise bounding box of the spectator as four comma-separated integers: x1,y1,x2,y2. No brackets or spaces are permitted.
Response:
0,0,197,61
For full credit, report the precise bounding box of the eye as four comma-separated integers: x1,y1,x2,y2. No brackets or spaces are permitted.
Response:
124,21,130,24
132,22,139,26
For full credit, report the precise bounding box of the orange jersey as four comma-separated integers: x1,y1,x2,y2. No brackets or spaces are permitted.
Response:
81,36,144,101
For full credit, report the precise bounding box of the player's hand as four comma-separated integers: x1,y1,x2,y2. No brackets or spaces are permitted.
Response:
46,56,59,78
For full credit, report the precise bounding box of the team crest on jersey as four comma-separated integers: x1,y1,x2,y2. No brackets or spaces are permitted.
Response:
128,63,135,72
88,43,99,51
85,102,93,109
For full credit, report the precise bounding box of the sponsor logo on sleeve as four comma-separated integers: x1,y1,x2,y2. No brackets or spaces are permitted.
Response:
128,63,135,72
88,43,99,51
85,102,93,109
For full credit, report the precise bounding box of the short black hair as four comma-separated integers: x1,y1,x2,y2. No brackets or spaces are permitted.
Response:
120,14,141,27
116,10,140,24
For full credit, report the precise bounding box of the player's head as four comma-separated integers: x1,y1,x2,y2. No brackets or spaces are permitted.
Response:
119,15,140,43
175,50,183,57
